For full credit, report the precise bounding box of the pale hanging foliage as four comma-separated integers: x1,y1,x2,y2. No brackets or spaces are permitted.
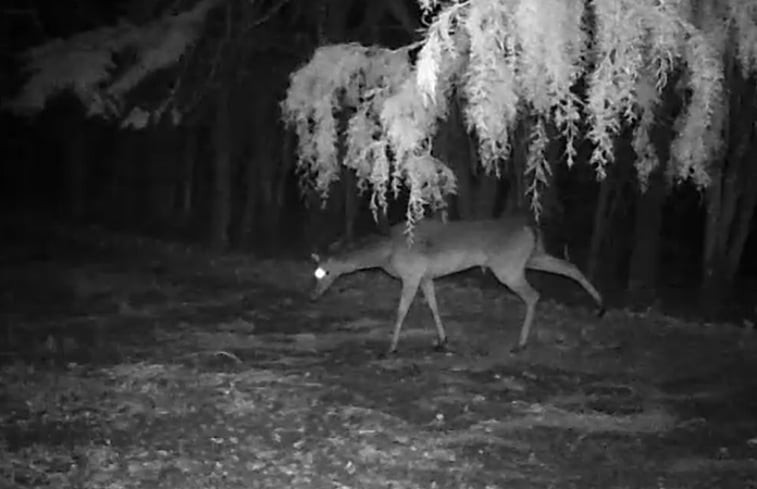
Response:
679,0,757,186
281,43,455,225
3,0,220,125
284,0,755,226
403,154,457,229
282,44,403,201
416,0,586,214
670,29,724,186
523,117,552,217
417,0,441,15
460,0,518,170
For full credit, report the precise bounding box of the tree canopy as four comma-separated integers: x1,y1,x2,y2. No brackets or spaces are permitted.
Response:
5,0,757,228
282,0,757,224
3,0,221,127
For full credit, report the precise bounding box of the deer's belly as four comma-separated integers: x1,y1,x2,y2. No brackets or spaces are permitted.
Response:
427,251,484,276
386,249,484,278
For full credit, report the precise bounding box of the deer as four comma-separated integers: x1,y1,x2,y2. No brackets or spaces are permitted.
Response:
310,217,605,356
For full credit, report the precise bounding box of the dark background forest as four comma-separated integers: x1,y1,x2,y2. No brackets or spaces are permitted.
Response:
1,0,756,324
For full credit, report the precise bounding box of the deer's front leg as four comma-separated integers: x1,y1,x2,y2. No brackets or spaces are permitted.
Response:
384,276,422,356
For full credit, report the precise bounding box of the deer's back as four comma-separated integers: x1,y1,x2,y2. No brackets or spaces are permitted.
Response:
385,219,536,278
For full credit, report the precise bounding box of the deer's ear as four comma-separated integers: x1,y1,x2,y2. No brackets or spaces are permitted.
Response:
310,253,321,264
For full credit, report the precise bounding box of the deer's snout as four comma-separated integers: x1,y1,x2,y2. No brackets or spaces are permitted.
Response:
310,274,336,300
310,281,327,301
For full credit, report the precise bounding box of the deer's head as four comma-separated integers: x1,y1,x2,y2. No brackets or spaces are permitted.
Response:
310,252,344,300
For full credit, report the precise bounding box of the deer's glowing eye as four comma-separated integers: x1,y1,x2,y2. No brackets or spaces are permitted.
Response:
314,267,327,280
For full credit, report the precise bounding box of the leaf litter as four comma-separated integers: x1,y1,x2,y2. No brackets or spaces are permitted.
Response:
2,228,757,488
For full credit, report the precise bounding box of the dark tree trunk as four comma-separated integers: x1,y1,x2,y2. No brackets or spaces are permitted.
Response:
342,167,357,243
473,173,499,219
725,155,757,281
505,115,529,214
239,96,264,250
112,130,138,225
586,171,614,281
433,96,474,220
627,163,667,303
259,158,282,252
264,127,295,249
701,144,757,313
209,89,232,250
537,123,567,251
65,120,87,220
149,130,178,223
175,125,197,225
239,148,259,248
587,152,637,285
700,67,757,314
305,187,346,250
258,96,291,252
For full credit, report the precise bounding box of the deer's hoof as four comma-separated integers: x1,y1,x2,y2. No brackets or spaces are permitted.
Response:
378,348,397,360
432,338,448,353
510,344,528,355
596,305,607,318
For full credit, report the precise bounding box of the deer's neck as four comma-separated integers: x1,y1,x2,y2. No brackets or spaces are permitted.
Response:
338,238,393,274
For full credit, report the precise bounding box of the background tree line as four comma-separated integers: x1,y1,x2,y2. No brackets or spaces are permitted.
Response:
1,0,756,320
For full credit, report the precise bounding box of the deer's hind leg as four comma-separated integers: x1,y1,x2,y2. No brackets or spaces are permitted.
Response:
489,264,540,352
420,278,447,351
386,275,422,356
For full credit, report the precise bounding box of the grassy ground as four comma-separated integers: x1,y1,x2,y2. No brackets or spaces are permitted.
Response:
1,221,756,488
